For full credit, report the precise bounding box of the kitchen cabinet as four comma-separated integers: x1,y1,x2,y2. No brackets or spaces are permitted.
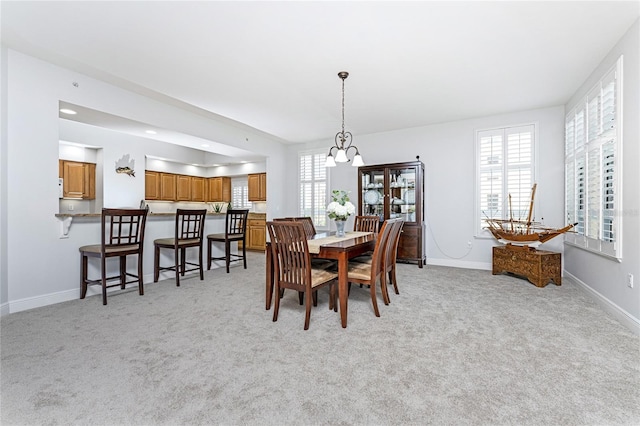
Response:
145,171,161,200
207,177,231,202
176,175,191,201
248,173,267,201
191,177,205,202
160,173,177,201
246,216,266,251
59,160,95,199
358,160,425,267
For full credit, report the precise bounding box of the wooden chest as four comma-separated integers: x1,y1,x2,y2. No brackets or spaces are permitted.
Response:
492,246,561,288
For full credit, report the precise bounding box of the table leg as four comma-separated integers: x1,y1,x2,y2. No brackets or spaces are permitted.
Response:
338,252,348,328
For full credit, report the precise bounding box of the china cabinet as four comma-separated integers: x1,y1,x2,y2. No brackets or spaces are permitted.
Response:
358,160,425,267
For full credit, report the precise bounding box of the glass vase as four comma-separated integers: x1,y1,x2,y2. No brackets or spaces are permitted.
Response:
335,219,346,237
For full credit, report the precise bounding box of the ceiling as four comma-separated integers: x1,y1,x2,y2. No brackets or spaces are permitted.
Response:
2,1,639,151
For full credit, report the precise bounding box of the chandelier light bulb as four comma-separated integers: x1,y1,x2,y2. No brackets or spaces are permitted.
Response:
335,149,348,163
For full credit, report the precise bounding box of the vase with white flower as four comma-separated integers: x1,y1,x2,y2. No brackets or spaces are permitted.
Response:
327,190,355,237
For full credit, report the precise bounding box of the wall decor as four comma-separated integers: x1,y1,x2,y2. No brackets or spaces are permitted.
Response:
115,154,136,177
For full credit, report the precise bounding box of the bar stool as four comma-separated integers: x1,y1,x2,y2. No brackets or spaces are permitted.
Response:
79,207,148,305
207,209,249,273
153,209,207,286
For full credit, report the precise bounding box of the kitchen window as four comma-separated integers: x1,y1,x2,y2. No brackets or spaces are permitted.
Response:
231,177,252,210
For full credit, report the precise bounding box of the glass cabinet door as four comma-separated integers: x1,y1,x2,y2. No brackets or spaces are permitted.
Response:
360,168,385,221
388,166,417,223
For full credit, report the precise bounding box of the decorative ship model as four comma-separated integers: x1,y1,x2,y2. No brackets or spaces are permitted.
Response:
484,183,576,249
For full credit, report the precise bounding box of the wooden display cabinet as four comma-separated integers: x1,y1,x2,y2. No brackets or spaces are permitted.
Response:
358,160,425,267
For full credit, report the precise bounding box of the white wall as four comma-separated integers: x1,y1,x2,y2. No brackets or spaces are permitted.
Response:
563,20,640,328
0,49,286,312
289,105,566,270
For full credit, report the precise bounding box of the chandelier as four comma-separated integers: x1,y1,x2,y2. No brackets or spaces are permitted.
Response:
325,71,364,168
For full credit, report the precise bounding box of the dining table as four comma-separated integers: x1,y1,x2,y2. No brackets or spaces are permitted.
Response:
265,230,376,328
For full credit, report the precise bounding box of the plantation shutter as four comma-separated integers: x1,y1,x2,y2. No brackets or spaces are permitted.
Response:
299,152,328,228
477,124,535,234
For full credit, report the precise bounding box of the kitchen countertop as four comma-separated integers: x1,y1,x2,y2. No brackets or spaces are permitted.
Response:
55,211,267,218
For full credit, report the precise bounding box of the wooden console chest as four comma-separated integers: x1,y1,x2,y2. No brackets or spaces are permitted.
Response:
492,246,561,288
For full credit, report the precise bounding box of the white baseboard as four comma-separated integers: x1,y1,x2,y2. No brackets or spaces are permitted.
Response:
564,271,640,336
427,258,492,271
8,288,80,313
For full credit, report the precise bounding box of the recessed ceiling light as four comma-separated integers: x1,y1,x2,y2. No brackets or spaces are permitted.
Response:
59,108,77,115
145,130,157,135
240,161,248,164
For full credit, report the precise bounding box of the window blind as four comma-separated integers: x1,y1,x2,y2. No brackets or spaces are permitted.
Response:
564,56,622,258
299,151,328,228
477,124,535,234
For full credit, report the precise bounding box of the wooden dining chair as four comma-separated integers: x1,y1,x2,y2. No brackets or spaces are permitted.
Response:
354,215,380,234
292,216,317,239
153,209,207,286
206,209,249,273
267,221,338,330
380,219,404,303
79,207,148,305
345,218,395,317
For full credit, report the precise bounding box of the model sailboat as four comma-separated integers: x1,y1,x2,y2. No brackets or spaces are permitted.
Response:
484,184,576,247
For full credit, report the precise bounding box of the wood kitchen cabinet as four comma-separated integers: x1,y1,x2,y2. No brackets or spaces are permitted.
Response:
191,177,205,202
59,160,95,199
160,173,177,201
358,160,425,267
207,177,231,202
176,175,191,201
246,216,266,251
145,171,161,200
145,171,177,201
248,173,267,201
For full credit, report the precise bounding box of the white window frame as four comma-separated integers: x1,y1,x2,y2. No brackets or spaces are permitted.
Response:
564,56,623,260
231,177,252,210
298,150,329,230
475,123,537,237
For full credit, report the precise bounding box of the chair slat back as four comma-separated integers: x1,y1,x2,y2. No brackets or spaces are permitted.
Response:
292,217,316,238
175,209,207,241
226,209,249,236
354,215,380,234
384,219,404,268
369,219,395,278
266,221,311,291
102,208,148,249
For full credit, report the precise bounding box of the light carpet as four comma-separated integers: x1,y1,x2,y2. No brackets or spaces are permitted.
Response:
1,252,639,425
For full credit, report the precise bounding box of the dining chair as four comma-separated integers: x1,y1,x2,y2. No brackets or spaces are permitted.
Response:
380,219,404,303
292,216,317,239
153,209,207,286
354,215,380,234
267,220,338,330
79,207,148,305
345,218,395,317
206,209,249,273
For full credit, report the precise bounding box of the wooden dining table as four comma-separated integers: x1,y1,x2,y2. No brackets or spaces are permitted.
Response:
265,231,376,328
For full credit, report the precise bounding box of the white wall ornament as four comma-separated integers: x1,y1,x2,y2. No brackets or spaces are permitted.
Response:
115,154,136,177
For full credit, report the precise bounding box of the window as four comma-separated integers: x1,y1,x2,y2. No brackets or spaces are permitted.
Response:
565,56,622,258
231,177,252,210
299,151,328,229
476,124,536,235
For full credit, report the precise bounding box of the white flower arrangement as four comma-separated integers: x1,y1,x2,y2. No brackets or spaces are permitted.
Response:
327,190,356,221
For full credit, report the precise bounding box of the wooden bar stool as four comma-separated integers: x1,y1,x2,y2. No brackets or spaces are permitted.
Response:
153,209,207,286
79,207,149,305
207,209,249,273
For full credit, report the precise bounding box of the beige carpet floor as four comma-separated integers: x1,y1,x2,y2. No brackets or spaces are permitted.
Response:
1,252,639,425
